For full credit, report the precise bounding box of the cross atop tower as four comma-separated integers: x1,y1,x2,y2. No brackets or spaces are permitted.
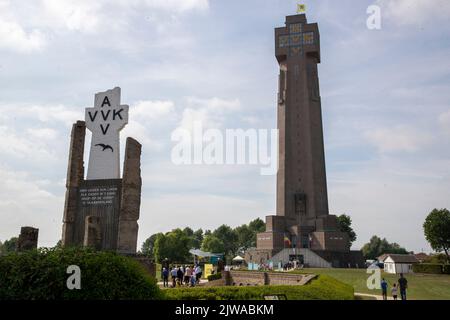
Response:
275,14,320,63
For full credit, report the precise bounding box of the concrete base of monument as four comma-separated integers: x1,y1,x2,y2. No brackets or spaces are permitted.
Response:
245,248,364,268
203,271,316,287
133,256,156,278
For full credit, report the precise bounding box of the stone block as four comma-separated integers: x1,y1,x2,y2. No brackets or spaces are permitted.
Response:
17,226,39,251
83,216,102,250
116,220,139,254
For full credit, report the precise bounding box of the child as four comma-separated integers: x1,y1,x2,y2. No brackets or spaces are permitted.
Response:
391,283,398,300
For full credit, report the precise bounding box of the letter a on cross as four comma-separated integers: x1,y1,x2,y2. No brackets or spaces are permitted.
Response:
85,87,129,180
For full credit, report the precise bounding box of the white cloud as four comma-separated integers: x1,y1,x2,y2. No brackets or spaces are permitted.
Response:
365,125,432,153
0,0,209,53
139,0,209,12
1,104,82,127
0,166,62,247
26,128,59,140
132,100,175,120
377,0,450,26
438,110,450,135
329,155,450,252
180,97,241,131
0,19,46,53
42,0,103,33
0,126,57,161
138,192,266,246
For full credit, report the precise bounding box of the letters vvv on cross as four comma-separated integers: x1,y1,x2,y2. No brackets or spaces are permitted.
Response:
85,87,129,180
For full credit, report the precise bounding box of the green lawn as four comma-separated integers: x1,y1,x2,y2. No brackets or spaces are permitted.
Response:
291,268,450,300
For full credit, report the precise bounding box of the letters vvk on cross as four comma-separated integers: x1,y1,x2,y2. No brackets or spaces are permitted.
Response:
87,96,126,135
85,87,129,180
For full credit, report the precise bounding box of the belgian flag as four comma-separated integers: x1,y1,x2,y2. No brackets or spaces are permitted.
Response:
284,235,292,248
297,4,306,13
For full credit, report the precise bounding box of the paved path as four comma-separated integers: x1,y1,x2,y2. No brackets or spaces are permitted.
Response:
355,292,395,300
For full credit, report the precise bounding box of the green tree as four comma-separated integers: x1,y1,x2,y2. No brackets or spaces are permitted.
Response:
213,225,238,257
192,229,204,249
0,237,18,254
141,233,162,257
201,235,225,253
337,214,357,246
248,218,265,233
361,235,408,260
248,218,266,247
153,229,191,263
182,227,194,237
234,224,253,250
423,208,450,263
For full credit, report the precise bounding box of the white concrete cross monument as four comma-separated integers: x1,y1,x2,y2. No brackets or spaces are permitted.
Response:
85,87,129,180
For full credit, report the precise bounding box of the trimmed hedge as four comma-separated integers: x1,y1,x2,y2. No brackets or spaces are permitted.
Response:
207,272,222,281
164,275,354,300
412,263,444,274
0,247,162,300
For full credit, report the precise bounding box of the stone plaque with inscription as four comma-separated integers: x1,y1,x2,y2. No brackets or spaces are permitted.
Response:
74,180,122,250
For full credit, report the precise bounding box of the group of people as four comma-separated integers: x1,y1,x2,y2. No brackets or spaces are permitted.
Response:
380,273,409,300
282,261,304,271
161,265,202,288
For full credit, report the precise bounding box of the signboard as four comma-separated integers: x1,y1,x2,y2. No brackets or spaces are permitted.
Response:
204,264,213,279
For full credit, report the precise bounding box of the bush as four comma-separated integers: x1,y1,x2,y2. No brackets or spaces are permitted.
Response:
412,263,443,274
164,275,354,300
0,247,162,300
207,272,222,281
443,265,450,274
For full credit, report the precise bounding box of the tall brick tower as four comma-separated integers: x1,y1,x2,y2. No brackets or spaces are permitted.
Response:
249,15,365,268
275,14,328,228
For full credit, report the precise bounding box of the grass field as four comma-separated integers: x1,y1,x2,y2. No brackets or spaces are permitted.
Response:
291,268,450,300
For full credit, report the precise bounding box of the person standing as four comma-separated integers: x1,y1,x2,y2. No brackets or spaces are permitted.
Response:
184,265,192,285
171,266,178,288
162,267,169,288
190,271,196,287
195,264,202,284
177,266,184,286
381,278,388,300
398,273,408,300
391,283,398,300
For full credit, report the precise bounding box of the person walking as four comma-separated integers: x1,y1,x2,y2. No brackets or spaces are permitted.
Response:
381,278,388,300
398,273,408,300
162,267,169,288
391,283,398,300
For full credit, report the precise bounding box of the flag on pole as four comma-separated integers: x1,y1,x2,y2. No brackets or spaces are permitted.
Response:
297,4,306,13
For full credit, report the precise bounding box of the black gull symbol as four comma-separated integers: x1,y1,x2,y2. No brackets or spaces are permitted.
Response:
95,143,114,152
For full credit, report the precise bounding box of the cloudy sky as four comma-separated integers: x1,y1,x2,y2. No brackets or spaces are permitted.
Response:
0,0,449,253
